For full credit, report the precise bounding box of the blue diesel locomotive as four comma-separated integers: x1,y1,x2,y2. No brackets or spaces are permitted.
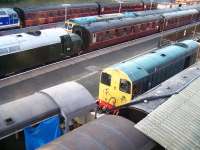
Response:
98,40,199,109
0,8,20,30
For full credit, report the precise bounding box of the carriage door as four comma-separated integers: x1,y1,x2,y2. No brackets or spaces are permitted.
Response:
9,13,14,25
60,35,73,56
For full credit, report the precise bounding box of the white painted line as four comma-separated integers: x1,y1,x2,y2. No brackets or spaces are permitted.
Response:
75,71,99,81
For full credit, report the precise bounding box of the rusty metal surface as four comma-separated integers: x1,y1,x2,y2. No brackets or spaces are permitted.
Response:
38,115,156,150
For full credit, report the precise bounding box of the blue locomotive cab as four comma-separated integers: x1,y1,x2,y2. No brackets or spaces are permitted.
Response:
0,8,20,30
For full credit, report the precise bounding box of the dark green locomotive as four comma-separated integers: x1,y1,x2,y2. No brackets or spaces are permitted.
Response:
0,28,82,78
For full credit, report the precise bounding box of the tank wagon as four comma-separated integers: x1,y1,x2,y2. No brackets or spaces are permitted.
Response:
98,40,199,110
38,115,157,150
0,28,82,78
0,1,157,30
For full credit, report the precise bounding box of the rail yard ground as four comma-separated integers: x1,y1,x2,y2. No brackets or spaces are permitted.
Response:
0,38,159,105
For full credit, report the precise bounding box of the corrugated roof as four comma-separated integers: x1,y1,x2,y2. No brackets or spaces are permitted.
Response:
135,75,200,150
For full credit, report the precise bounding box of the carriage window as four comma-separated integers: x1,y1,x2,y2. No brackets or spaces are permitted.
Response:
105,31,110,39
119,79,131,94
101,72,111,86
0,11,6,15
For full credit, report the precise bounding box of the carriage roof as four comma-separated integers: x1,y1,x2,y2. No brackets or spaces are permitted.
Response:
0,8,17,16
0,28,68,57
162,9,199,19
74,14,161,33
20,3,99,12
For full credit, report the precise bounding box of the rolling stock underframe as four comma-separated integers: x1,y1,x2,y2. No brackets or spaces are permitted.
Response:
0,22,200,103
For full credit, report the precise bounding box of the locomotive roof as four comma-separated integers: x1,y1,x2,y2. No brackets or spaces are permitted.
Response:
20,3,99,12
0,8,17,16
75,14,161,33
111,40,199,82
0,28,68,57
162,9,199,18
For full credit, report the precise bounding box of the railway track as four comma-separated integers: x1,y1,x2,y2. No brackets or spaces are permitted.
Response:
0,22,200,89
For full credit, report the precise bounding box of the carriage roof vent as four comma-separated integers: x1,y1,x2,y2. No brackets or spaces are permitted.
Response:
27,30,41,36
160,54,166,57
16,34,22,37
5,117,14,126
174,42,188,48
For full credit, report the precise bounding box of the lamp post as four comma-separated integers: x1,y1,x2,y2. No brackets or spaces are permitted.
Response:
150,0,153,10
116,0,123,13
62,4,71,22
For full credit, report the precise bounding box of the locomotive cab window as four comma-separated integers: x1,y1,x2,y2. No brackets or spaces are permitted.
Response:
68,24,73,30
119,79,131,94
101,72,111,86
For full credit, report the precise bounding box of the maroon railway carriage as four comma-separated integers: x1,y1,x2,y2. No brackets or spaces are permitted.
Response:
162,9,199,31
144,2,157,10
99,2,157,15
72,8,200,52
14,3,100,27
13,2,158,28
72,15,162,52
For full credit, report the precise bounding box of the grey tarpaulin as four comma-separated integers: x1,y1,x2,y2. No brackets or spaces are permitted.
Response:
38,115,156,150
0,81,96,139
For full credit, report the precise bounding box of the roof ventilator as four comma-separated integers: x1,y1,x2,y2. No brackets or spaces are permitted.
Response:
5,117,14,126
27,30,42,36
